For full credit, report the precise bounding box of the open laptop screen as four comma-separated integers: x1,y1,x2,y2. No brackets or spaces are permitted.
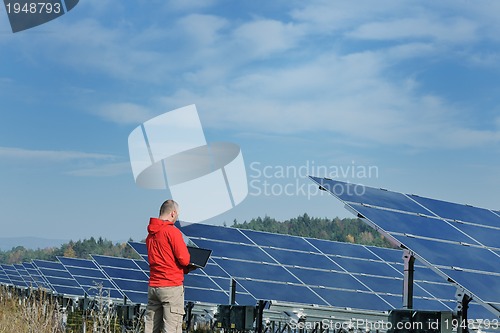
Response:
187,246,212,268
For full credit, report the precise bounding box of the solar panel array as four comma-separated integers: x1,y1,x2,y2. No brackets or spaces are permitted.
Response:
309,176,500,319
178,223,497,319
0,218,496,321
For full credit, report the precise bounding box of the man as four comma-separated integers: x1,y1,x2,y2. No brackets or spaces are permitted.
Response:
145,200,193,333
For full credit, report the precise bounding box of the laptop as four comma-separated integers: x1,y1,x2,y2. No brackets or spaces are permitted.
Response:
187,246,212,269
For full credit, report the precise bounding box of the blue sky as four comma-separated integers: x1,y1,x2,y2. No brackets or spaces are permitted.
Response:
0,0,499,242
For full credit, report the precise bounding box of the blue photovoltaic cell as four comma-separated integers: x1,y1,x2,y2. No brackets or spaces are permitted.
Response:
409,195,500,228
92,255,148,304
263,248,342,270
415,282,457,301
366,246,402,263
93,255,142,270
213,258,299,284
1,264,27,288
440,269,500,307
354,205,477,245
355,275,402,294
128,242,148,261
391,235,500,274
180,222,253,244
112,279,148,293
202,262,229,277
184,287,230,305
306,237,379,260
35,260,64,270
413,266,449,284
103,267,149,281
410,298,451,311
311,287,391,311
310,176,429,214
184,274,224,290
189,239,273,263
32,260,84,296
236,279,329,306
23,262,52,290
0,267,12,285
288,267,366,290
331,256,401,277
231,292,258,306
468,303,499,321
122,290,148,305
209,276,231,289
14,264,36,286
449,222,500,250
134,259,149,273
239,229,317,252
58,257,124,300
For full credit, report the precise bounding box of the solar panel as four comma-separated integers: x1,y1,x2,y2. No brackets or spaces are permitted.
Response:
179,223,458,313
91,254,149,305
22,262,53,291
32,259,85,297
13,263,36,287
0,266,12,285
1,264,28,288
128,241,148,262
57,256,124,300
409,194,500,228
309,176,500,318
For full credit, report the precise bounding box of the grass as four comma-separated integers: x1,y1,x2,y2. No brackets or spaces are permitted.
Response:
0,285,143,333
0,286,64,333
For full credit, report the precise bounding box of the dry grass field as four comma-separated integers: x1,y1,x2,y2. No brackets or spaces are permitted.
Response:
0,285,134,333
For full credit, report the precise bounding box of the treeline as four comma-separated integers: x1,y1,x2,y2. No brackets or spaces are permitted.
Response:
1,214,392,264
0,237,141,265
232,213,393,248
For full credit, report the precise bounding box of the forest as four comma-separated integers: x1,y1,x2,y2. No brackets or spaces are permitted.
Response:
0,214,392,264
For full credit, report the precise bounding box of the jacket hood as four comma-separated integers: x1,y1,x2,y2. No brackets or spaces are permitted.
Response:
148,217,175,235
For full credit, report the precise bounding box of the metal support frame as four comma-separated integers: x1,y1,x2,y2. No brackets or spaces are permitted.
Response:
185,301,195,332
402,249,415,309
455,289,472,333
230,278,237,305
256,300,267,333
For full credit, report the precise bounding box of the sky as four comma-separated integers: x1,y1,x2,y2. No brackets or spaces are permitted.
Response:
0,0,499,243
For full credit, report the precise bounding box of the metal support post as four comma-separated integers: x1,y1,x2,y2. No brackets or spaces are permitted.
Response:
230,278,237,305
402,249,415,309
256,300,266,333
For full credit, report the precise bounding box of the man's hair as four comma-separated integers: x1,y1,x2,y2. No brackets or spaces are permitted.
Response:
159,199,178,216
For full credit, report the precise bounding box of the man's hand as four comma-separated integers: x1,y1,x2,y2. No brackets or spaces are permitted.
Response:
185,264,198,273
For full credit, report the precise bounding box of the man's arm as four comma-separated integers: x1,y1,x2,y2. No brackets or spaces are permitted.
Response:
170,227,191,267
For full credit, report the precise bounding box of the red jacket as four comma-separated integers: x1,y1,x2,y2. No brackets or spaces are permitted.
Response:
146,218,190,287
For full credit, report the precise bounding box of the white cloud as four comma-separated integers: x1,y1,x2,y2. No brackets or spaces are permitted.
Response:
176,14,228,46
165,0,217,12
0,147,131,177
348,17,478,44
290,0,405,34
232,19,305,58
97,102,153,125
66,162,131,177
6,0,499,151
0,147,116,161
157,48,500,150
